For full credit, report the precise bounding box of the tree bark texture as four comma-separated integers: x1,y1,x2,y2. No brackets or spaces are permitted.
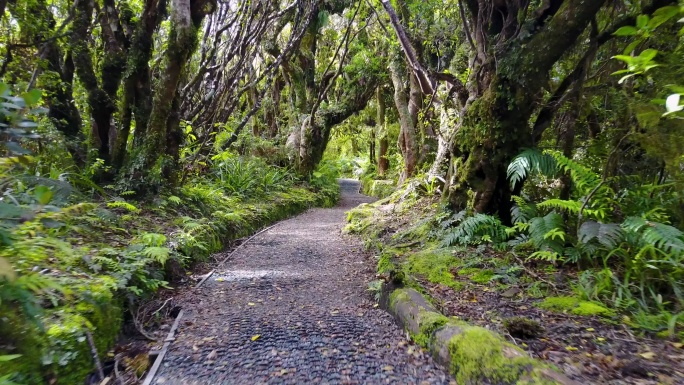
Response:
377,87,389,176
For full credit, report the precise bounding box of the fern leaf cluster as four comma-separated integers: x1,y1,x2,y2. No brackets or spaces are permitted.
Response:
441,212,508,247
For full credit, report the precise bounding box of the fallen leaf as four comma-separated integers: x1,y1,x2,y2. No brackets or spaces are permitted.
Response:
639,351,656,360
672,342,683,349
565,346,578,351
501,287,521,298
586,328,595,332
382,365,394,371
251,335,261,341
192,345,199,352
596,337,606,342
248,302,256,306
215,277,225,282
207,350,217,360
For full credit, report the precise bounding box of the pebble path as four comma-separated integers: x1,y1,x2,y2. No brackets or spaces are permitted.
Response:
153,179,452,385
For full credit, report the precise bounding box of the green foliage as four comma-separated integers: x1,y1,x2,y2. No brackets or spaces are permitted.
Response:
507,149,557,189
441,212,508,248
211,154,294,198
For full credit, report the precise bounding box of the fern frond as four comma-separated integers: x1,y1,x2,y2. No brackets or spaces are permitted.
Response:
623,216,684,255
142,247,171,265
551,153,603,194
137,233,167,247
510,196,538,224
507,149,557,188
578,221,623,249
528,213,565,254
106,201,140,213
537,199,582,215
528,250,561,262
442,213,509,246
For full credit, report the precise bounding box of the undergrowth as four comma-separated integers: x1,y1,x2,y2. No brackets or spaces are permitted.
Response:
0,155,339,383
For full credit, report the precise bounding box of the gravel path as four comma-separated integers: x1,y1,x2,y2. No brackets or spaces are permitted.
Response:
153,179,452,385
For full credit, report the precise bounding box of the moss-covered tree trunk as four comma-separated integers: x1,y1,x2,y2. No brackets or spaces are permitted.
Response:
384,0,608,222
112,0,166,171
125,0,215,192
377,86,389,176
70,0,127,169
389,58,419,183
10,0,85,165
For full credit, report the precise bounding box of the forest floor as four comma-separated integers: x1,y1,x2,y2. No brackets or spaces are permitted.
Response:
347,195,684,385
149,179,452,385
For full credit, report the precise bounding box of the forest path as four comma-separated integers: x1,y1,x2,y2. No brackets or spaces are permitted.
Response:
152,179,451,385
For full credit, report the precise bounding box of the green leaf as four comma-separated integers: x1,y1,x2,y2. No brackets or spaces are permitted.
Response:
636,14,649,29
34,185,54,205
0,257,16,281
0,354,21,362
21,89,42,107
613,26,638,36
638,49,658,62
4,142,30,155
612,55,635,65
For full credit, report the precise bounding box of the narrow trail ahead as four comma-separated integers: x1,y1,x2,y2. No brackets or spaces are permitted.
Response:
153,180,451,384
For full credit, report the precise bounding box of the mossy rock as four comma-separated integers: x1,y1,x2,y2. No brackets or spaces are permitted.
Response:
538,296,614,317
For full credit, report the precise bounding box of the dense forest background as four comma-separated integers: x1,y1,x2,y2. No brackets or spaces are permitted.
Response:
0,0,683,383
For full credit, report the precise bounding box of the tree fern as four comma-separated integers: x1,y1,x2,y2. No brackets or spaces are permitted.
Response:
507,149,557,188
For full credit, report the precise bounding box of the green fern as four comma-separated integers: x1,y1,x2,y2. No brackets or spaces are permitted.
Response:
106,201,140,213
142,247,171,266
536,199,583,215
528,212,565,254
137,233,167,247
442,213,509,246
507,149,557,188
167,195,182,205
578,221,623,249
510,196,538,224
622,216,684,254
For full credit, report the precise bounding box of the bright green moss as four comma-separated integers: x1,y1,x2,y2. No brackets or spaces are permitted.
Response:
414,311,449,348
448,325,543,384
404,250,462,289
377,252,395,274
361,180,395,198
572,302,613,317
389,289,411,313
538,296,613,317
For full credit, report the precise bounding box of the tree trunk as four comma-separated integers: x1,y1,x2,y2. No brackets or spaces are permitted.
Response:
389,58,418,183
126,0,215,192
377,87,389,176
10,0,85,165
383,0,608,222
112,0,167,173
369,130,376,166
71,0,126,168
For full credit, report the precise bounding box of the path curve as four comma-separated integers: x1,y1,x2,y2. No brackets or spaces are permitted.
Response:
153,180,451,384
